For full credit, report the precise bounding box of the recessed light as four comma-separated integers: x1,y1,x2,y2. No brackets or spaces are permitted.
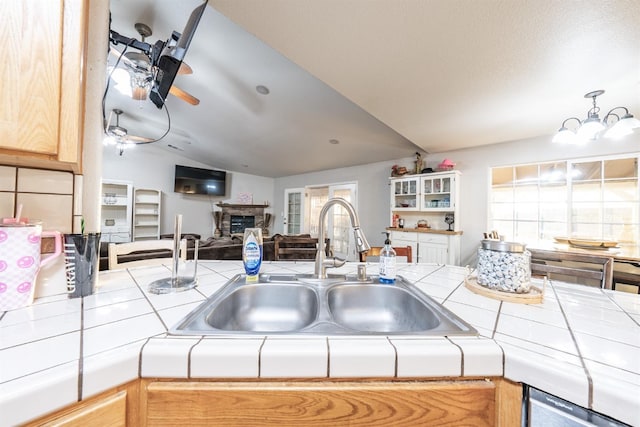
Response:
329,139,340,145
256,85,270,95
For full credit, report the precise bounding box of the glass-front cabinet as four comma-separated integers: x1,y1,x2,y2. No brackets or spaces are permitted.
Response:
391,176,419,211
420,173,456,211
390,171,461,231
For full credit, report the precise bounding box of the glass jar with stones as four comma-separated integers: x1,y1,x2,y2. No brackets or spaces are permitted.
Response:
477,239,531,293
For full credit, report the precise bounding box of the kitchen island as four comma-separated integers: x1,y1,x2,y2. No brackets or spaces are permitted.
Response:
0,261,638,426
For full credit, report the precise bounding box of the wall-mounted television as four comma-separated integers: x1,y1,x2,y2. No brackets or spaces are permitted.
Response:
174,165,226,196
149,1,208,108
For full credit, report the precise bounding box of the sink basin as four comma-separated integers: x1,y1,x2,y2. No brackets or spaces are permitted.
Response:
328,285,440,332
170,273,476,336
207,284,318,332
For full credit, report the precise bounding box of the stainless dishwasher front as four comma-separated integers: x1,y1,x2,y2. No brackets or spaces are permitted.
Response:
522,386,630,426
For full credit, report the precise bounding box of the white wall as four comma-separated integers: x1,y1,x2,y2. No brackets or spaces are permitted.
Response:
102,144,274,239
273,160,393,244
275,132,640,266
104,131,640,258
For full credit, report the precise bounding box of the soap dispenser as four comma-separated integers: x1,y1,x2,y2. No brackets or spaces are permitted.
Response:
379,232,396,284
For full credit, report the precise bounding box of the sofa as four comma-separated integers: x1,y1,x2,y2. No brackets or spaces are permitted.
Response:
99,234,326,270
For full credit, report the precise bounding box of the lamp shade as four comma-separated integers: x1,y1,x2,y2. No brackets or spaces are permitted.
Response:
552,128,578,144
604,114,640,139
576,118,605,141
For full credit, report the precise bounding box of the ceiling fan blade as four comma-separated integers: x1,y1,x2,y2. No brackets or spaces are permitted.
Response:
127,134,154,143
178,62,193,75
169,85,200,105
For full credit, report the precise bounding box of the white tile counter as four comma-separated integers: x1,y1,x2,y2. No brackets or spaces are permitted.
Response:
1,261,639,426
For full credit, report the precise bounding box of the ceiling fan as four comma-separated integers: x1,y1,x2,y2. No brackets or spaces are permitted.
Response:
110,22,200,106
105,109,154,155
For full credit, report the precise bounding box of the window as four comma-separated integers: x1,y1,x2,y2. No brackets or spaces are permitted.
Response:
489,155,639,245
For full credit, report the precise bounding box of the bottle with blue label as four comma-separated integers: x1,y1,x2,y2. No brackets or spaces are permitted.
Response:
379,232,396,284
243,228,263,283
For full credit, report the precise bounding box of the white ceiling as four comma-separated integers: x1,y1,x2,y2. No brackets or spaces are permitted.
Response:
107,0,640,177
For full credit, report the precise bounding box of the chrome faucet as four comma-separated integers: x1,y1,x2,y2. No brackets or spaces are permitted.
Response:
314,197,371,279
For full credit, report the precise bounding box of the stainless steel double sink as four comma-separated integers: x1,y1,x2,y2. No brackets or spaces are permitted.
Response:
170,273,477,336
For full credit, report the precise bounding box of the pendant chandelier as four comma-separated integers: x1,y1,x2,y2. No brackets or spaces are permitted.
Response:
552,90,640,144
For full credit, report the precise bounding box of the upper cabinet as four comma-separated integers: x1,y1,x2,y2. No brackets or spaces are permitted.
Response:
390,171,461,231
0,0,87,173
419,172,459,212
390,176,420,211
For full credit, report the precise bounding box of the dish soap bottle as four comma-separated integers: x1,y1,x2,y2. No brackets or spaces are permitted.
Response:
243,228,263,283
379,232,396,284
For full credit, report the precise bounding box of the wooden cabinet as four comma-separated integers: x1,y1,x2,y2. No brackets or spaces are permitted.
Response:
23,381,140,427
133,189,161,241
26,378,522,426
0,0,87,173
141,380,501,426
101,180,133,243
390,171,460,232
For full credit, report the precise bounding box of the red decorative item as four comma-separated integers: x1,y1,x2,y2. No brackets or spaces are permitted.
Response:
438,158,456,171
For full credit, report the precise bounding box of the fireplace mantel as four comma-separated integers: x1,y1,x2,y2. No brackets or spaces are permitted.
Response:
216,203,269,209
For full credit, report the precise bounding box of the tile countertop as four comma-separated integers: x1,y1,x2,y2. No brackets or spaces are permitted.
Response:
1,261,639,426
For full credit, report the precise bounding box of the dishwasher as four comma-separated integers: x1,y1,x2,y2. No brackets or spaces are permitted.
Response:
522,386,630,426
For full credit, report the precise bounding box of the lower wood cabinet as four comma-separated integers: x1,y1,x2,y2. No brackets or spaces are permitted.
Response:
24,381,138,427
140,379,520,427
25,378,521,426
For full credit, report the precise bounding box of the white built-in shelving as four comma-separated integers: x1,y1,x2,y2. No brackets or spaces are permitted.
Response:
133,188,161,241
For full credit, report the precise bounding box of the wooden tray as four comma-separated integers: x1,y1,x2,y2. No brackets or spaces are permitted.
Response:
464,276,544,304
553,236,618,249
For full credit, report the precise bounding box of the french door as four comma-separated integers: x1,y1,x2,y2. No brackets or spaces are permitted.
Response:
284,183,358,260
283,188,304,235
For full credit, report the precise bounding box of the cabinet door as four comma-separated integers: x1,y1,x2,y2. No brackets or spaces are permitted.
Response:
421,174,453,210
25,391,127,427
390,231,418,259
144,381,496,426
390,177,419,211
0,0,86,171
418,234,449,264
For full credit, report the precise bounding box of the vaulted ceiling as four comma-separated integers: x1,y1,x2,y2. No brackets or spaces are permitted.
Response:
107,0,640,177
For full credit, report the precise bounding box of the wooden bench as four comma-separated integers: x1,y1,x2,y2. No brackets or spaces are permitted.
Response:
529,248,614,290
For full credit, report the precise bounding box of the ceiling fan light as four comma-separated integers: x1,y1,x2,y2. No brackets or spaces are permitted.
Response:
131,85,149,101
576,117,604,141
103,135,117,146
552,128,578,144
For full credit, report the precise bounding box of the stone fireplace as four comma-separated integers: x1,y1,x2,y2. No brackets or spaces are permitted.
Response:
216,203,268,236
